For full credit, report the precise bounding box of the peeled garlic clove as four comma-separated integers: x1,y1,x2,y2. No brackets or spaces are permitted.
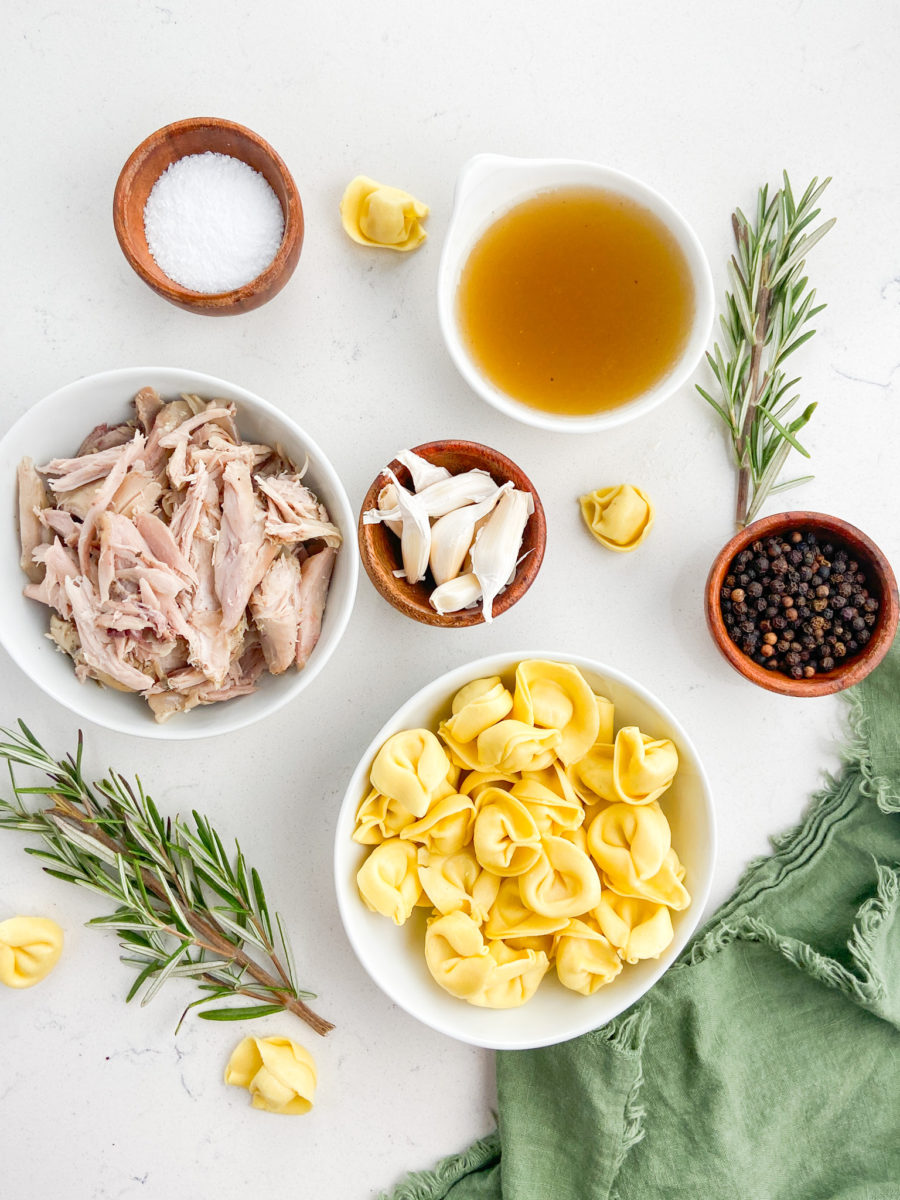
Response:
415,470,498,519
471,489,534,623
429,572,483,614
385,469,431,585
429,483,511,587
394,449,451,492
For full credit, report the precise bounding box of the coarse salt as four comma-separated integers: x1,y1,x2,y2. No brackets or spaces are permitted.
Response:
143,151,285,293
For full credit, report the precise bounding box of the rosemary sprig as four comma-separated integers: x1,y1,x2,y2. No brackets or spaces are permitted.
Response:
0,722,333,1037
697,172,834,529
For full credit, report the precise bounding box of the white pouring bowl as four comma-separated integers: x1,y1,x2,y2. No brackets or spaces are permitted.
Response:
0,367,357,739
334,652,716,1050
437,154,715,434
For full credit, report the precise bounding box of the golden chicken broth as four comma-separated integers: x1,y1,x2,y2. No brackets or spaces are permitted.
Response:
457,188,695,417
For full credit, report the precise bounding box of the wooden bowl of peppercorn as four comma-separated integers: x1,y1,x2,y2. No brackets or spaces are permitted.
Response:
705,512,898,697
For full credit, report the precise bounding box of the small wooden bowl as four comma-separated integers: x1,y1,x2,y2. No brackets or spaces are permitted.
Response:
113,117,303,315
358,440,546,627
705,511,898,697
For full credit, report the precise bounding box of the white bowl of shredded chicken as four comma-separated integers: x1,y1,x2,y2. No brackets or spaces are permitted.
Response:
0,367,357,738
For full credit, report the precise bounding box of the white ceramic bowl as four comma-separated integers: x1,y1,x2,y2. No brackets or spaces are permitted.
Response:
335,652,716,1049
0,367,357,739
438,154,715,435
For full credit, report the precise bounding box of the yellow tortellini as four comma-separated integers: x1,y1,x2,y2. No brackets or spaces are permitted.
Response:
442,676,513,743
483,877,569,941
424,911,494,1000
588,804,690,911
579,484,654,552
399,793,475,856
356,838,421,925
353,659,691,1009
512,775,584,836
340,175,429,252
225,1036,316,1116
594,893,675,964
417,847,500,922
575,726,678,807
511,660,600,764
519,836,602,919
473,790,542,877
0,916,64,989
611,727,679,806
473,940,550,1009
353,788,417,845
554,919,623,995
370,729,451,818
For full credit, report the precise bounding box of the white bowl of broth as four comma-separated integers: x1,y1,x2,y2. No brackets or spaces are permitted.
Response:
438,155,715,433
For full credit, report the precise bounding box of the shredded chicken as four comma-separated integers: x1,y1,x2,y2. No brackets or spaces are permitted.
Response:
17,388,342,722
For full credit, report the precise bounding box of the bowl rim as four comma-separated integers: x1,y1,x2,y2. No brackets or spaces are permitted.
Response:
0,365,358,739
704,510,899,697
437,154,716,435
333,649,718,1049
113,116,303,310
357,438,547,628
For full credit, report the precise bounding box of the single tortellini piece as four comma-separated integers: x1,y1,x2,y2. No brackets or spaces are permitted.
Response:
575,726,678,807
442,676,514,743
340,175,429,252
519,836,603,919
511,775,584,837
611,727,679,806
475,720,561,774
470,939,550,1009
511,660,599,764
554,918,623,995
587,801,671,884
579,484,654,552
225,1036,316,1115
353,788,416,845
357,839,421,925
0,916,64,989
588,805,690,911
417,847,500,923
424,911,494,1000
483,877,569,942
473,790,542,877
399,793,476,856
370,729,452,818
594,893,674,963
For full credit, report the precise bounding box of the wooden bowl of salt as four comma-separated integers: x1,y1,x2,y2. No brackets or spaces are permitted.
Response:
113,116,303,315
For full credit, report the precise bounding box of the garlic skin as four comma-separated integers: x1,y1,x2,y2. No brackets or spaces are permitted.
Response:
394,449,451,492
385,470,431,584
471,489,534,622
0,916,64,989
340,176,429,252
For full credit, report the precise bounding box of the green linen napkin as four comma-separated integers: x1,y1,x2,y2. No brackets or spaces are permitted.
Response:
383,642,900,1200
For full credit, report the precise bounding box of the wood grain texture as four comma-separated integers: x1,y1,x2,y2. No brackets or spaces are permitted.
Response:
357,440,546,627
705,511,899,697
113,116,303,315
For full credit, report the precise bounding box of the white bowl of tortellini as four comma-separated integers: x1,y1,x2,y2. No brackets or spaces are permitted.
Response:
334,654,716,1050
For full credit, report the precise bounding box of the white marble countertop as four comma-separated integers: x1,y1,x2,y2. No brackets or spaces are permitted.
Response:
2,2,898,1196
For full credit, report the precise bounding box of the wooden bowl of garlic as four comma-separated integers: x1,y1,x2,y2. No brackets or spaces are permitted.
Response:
357,441,546,627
